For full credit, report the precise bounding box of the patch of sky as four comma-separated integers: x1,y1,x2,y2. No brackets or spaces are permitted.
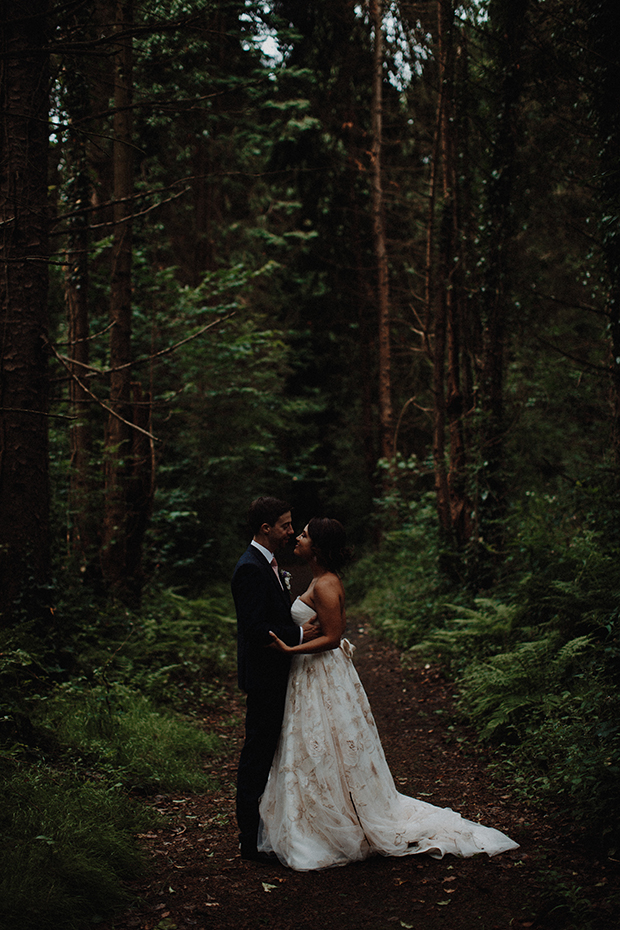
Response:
239,1,485,86
240,1,282,67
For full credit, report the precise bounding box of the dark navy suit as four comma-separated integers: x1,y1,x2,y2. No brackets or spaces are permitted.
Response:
231,543,300,852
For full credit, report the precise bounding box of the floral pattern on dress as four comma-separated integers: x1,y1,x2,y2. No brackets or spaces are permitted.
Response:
258,598,519,871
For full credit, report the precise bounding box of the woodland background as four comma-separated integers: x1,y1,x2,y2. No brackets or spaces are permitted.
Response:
1,2,620,928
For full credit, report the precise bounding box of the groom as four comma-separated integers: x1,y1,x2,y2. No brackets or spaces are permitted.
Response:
232,496,317,863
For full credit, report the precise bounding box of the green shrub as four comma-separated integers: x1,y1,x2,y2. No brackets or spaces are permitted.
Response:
57,587,237,713
126,588,237,709
458,631,592,741
412,597,524,670
515,682,620,845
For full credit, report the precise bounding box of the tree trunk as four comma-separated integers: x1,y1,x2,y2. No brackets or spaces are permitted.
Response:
370,0,393,466
589,0,620,466
100,0,137,603
431,0,465,549
440,1,472,552
475,0,528,584
0,0,51,625
63,57,95,569
124,381,154,595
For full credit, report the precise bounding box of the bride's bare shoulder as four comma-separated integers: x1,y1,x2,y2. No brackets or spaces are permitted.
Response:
314,572,344,600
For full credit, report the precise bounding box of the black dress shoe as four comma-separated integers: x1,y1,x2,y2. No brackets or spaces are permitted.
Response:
240,846,279,865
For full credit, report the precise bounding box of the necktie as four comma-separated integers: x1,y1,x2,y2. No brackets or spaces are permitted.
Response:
270,556,283,588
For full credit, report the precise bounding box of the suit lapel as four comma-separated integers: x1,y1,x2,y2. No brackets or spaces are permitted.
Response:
248,545,291,605
276,569,291,605
270,560,290,604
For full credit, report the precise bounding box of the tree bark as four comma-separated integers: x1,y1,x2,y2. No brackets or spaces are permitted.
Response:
63,56,95,568
431,0,469,549
100,0,137,603
0,0,51,625
370,0,393,466
440,0,472,551
476,0,528,583
588,0,620,466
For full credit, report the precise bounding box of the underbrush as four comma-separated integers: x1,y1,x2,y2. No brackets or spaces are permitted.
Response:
355,490,620,853
62,586,237,712
0,585,237,930
36,682,221,792
0,760,150,930
347,491,468,646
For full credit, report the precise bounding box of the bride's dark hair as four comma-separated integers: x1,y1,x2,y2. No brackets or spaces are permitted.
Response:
307,517,352,573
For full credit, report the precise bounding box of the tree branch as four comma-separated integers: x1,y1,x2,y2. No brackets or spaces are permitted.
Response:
44,337,161,442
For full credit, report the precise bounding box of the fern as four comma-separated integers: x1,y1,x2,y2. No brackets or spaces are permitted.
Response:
459,634,592,741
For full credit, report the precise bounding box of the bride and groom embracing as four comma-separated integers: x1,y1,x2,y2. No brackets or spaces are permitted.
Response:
231,496,519,871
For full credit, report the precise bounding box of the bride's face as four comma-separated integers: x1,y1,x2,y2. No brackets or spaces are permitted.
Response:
294,524,314,562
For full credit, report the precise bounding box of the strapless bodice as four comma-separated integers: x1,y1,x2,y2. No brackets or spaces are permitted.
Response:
291,596,317,626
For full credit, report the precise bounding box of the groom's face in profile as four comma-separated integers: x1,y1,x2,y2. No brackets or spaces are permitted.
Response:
265,511,294,551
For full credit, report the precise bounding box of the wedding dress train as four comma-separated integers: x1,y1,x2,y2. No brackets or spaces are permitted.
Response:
258,598,519,871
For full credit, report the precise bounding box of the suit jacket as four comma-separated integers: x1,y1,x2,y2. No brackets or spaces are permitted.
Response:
231,544,299,693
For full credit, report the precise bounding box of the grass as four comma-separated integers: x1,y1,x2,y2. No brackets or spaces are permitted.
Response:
0,586,238,930
0,761,151,930
37,681,222,791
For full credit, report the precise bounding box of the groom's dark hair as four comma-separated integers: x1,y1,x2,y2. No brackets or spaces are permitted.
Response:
248,496,291,535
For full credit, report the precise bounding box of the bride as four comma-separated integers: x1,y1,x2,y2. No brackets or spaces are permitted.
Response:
259,517,519,871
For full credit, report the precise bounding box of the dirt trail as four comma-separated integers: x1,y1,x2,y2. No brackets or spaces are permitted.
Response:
100,617,618,930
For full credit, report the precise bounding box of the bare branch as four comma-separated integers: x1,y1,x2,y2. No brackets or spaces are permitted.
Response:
0,407,77,420
44,337,161,443
55,321,114,347
112,311,236,373
53,311,235,379
534,336,609,374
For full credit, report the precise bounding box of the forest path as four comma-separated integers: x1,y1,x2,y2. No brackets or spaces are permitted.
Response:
100,617,616,930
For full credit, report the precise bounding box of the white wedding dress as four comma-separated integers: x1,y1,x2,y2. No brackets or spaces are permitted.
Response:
258,597,519,871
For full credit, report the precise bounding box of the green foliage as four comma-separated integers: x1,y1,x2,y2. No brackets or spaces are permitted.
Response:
0,762,150,930
413,598,526,669
459,629,592,741
0,624,51,744
360,481,620,850
347,490,467,648
59,587,238,712
125,589,237,708
125,263,330,587
0,583,237,929
36,683,220,792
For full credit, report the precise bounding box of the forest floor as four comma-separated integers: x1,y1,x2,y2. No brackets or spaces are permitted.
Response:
98,616,618,930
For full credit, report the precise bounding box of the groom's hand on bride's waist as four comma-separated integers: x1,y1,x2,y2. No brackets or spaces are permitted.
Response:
301,620,321,643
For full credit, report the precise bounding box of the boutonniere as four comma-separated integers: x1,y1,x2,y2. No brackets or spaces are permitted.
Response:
280,570,292,592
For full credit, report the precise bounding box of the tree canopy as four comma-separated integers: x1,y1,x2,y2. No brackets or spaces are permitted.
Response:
0,0,618,613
